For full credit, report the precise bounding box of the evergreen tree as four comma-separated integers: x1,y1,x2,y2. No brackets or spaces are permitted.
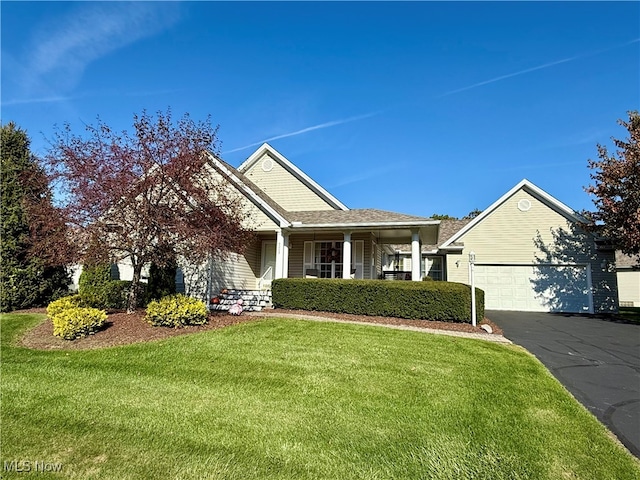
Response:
1,123,69,311
147,260,177,301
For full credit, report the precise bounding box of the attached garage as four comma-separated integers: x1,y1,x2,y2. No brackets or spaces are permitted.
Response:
474,264,593,313
616,253,640,307
617,270,640,307
441,180,618,314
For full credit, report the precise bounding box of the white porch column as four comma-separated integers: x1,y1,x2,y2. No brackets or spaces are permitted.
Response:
275,229,284,279
282,232,290,279
411,229,421,281
342,231,352,279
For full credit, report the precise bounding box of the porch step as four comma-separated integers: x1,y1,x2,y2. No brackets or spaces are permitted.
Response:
210,289,272,312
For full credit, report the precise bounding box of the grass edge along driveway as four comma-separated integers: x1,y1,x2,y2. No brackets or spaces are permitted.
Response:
2,313,639,480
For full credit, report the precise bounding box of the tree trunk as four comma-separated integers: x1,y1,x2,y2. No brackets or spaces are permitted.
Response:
127,262,143,314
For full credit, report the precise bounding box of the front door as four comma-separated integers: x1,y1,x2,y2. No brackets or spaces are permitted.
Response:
260,241,276,288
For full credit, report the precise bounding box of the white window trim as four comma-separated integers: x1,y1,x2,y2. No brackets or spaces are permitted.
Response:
303,239,364,279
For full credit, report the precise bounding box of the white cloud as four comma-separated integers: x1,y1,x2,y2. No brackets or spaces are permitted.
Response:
19,2,181,97
438,38,640,97
223,112,380,154
438,56,581,97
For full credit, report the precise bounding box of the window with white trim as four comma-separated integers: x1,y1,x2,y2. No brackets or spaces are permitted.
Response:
303,240,364,279
424,256,443,281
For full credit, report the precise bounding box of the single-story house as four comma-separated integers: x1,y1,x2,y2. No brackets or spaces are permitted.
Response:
99,143,618,314
616,252,640,307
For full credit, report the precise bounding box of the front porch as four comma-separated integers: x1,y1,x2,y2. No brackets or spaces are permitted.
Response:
206,210,440,301
254,222,439,288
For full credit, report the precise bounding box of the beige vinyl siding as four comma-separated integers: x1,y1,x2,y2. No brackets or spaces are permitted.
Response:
590,260,618,312
242,200,280,232
180,259,211,301
243,152,336,211
362,233,376,280
448,190,594,280
445,188,618,312
617,270,640,307
112,245,264,300
209,238,261,293
200,163,281,231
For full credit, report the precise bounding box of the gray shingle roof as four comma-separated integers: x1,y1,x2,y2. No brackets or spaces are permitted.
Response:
389,218,471,253
287,209,433,225
437,219,471,245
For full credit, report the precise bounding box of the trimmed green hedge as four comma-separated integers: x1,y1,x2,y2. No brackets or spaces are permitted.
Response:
272,279,484,323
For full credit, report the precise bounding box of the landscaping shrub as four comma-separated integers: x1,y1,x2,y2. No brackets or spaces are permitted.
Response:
52,306,107,340
78,264,145,309
46,294,85,318
79,264,111,291
103,280,147,310
146,294,208,328
272,279,484,323
78,264,113,307
146,261,177,302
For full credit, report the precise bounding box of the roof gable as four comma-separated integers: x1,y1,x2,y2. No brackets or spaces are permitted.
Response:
206,153,290,228
237,143,348,211
440,179,586,248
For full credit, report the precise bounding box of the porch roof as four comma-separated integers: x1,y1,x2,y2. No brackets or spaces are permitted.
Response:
286,209,439,244
389,219,471,253
287,208,435,226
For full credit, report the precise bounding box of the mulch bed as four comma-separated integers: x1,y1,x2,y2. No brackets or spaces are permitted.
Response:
15,307,502,351
17,309,257,350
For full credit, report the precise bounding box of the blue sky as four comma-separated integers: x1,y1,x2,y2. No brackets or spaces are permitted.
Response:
2,1,638,218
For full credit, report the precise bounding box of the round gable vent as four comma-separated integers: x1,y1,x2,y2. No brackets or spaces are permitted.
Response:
261,157,274,172
517,198,531,212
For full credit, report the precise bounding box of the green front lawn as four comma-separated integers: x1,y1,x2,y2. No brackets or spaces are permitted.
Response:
2,313,638,479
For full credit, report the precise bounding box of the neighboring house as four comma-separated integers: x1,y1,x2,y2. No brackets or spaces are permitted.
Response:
97,143,617,314
616,252,640,307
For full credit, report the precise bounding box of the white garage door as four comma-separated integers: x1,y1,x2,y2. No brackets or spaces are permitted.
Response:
474,265,592,313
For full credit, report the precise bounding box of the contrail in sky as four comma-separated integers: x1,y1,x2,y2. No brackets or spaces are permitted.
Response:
438,38,640,97
223,112,379,154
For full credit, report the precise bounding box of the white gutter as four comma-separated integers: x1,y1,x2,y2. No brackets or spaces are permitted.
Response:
291,221,439,229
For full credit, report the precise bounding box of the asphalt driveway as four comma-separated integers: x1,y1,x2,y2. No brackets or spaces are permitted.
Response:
487,310,640,458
